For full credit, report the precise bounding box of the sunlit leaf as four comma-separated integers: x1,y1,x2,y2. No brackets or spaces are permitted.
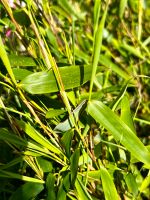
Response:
87,100,150,167
100,165,118,200
20,65,93,94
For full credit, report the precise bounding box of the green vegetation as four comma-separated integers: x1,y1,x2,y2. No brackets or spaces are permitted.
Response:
0,0,150,199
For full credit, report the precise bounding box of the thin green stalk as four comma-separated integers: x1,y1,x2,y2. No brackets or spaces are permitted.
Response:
72,18,75,65
138,0,143,41
93,0,101,38
134,118,150,125
89,0,109,100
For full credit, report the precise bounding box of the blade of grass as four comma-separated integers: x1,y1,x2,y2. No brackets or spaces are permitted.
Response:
0,169,44,183
9,182,44,200
87,100,150,167
119,0,128,19
75,176,92,200
100,165,119,200
17,120,63,155
0,36,17,85
19,65,93,94
89,0,109,100
121,95,136,133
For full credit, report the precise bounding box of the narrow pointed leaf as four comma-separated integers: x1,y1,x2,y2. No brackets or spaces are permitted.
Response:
75,177,92,200
57,173,71,200
0,36,17,85
119,0,128,19
55,100,87,132
9,182,44,200
99,55,131,80
89,0,108,98
20,65,93,94
46,173,56,200
121,95,136,133
61,130,74,158
17,120,62,155
70,149,80,185
0,169,44,183
87,100,150,167
100,165,118,200
125,173,138,196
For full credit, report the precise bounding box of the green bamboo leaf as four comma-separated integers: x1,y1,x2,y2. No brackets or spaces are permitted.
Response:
83,170,101,181
0,128,52,156
0,128,27,147
121,42,144,59
9,55,36,67
20,65,93,94
9,182,44,200
13,68,32,80
61,130,74,158
70,149,80,185
58,0,84,20
46,173,56,200
89,0,109,99
55,100,87,132
0,36,17,85
75,176,93,200
0,157,23,170
17,120,62,155
140,172,150,193
46,109,66,119
93,0,101,34
87,100,150,167
57,173,71,200
119,0,128,19
36,157,53,173
0,169,44,183
121,95,136,133
99,55,131,80
100,165,118,200
125,173,138,197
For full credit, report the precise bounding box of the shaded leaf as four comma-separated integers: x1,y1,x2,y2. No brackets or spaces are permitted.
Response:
61,130,74,158
17,120,62,155
9,182,44,200
55,100,87,132
46,173,56,200
70,148,80,185
57,173,71,200
36,157,53,173
0,169,44,183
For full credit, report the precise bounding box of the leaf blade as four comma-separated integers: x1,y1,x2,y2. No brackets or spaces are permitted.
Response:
87,100,150,167
100,165,118,200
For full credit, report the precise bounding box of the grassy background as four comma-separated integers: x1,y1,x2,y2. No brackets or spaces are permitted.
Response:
0,0,150,199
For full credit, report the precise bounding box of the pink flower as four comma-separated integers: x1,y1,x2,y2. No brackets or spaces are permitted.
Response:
6,29,12,37
8,0,16,8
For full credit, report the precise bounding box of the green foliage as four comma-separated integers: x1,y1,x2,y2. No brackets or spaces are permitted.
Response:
0,0,149,199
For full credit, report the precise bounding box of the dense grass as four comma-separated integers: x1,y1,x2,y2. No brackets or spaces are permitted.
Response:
0,0,150,199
